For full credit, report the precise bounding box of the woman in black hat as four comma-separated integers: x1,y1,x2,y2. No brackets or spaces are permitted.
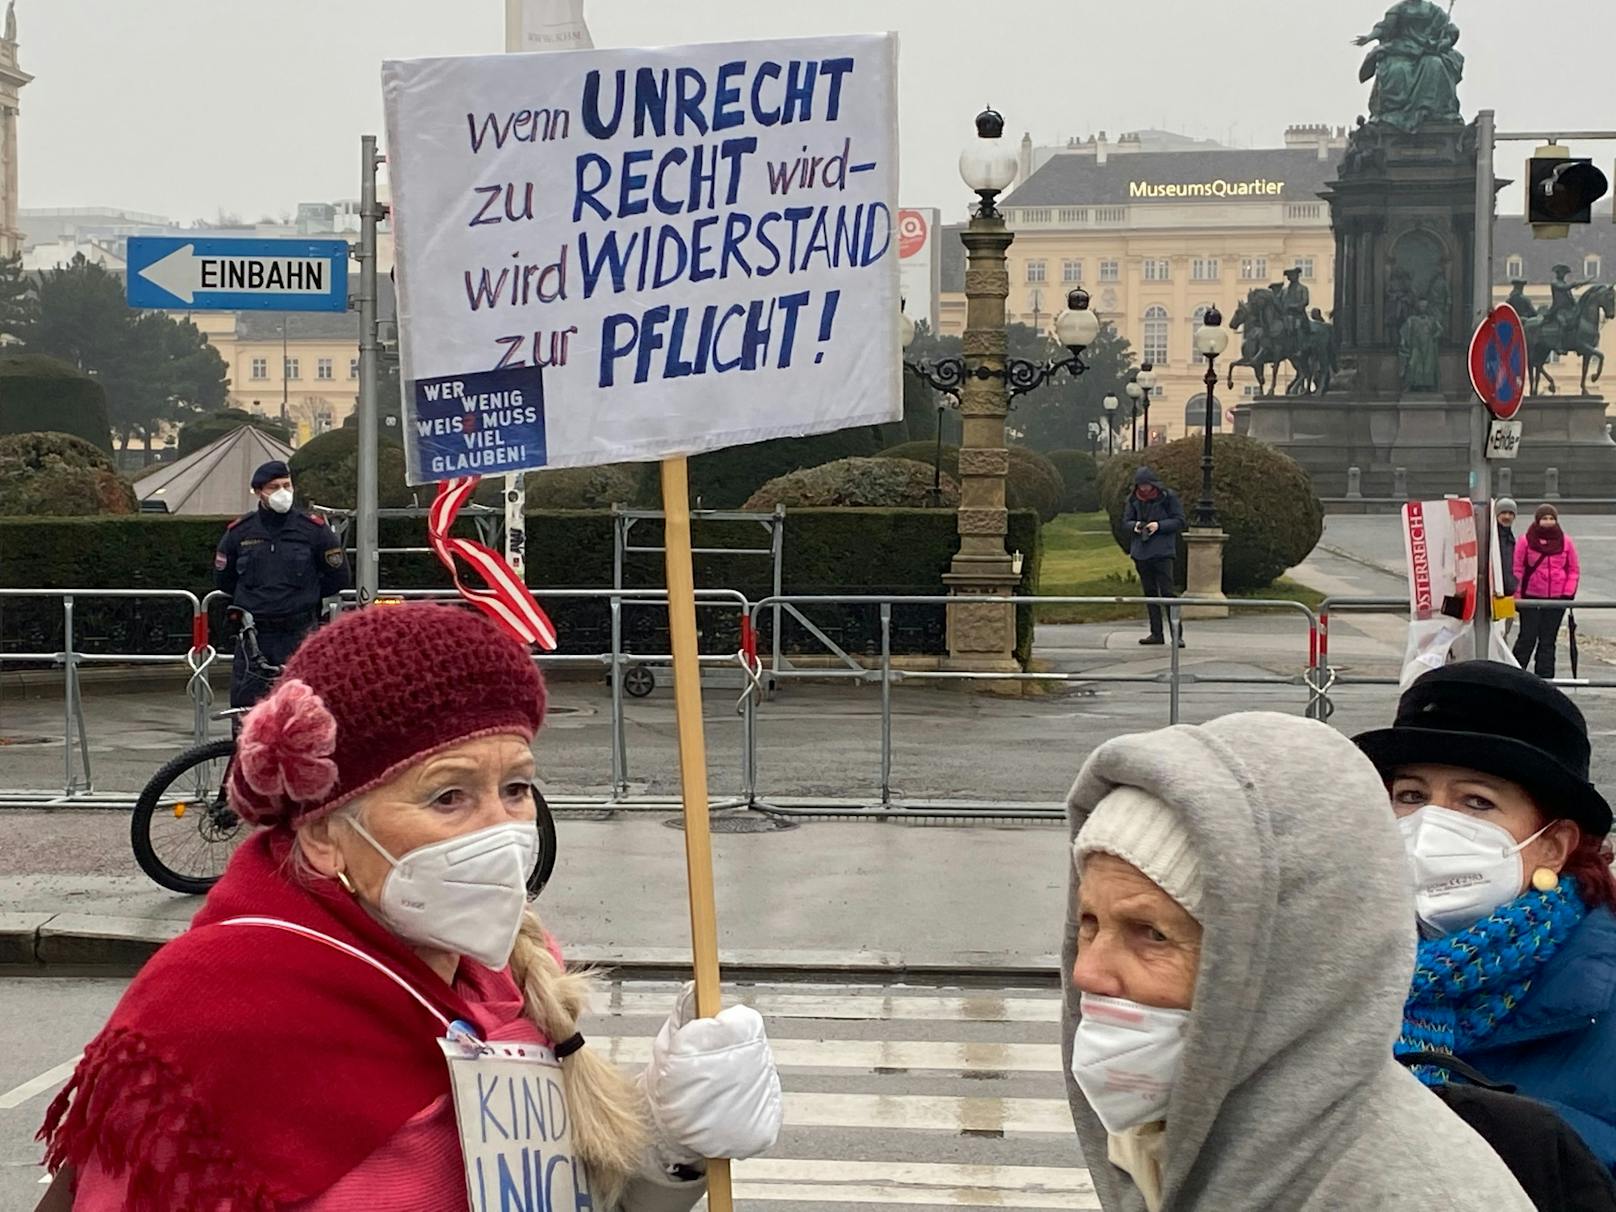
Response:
1356,661,1616,1171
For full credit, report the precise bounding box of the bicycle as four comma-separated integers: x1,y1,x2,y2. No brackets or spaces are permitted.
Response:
131,608,559,897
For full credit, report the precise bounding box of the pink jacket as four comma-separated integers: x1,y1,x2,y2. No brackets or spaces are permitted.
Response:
1514,534,1581,601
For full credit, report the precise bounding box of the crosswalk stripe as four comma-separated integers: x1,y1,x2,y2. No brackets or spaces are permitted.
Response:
602,989,1062,1023
737,1158,1095,1194
785,1090,1074,1135
732,1179,1099,1208
596,1035,1061,1073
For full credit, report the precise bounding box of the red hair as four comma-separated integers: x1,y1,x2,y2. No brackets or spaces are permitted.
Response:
1562,829,1616,911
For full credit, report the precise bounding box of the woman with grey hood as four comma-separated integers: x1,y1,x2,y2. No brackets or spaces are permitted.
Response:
1061,712,1533,1211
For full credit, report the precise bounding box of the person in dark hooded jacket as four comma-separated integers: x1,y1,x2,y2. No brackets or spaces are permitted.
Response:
1122,468,1187,647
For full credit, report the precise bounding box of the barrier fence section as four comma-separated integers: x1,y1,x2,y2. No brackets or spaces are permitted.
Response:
0,588,214,806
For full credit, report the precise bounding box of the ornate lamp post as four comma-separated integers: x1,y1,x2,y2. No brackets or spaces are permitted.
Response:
1125,377,1143,451
898,108,1101,670
1102,392,1119,455
1137,363,1157,446
1183,305,1232,620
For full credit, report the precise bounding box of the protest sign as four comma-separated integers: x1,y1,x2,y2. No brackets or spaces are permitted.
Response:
383,35,902,485
440,1040,592,1212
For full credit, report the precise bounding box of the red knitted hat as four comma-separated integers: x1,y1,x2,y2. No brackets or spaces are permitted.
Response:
228,603,546,829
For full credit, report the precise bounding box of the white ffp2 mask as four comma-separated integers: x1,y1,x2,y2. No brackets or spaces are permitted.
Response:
1070,993,1191,1134
266,487,295,514
1398,805,1551,938
349,818,536,969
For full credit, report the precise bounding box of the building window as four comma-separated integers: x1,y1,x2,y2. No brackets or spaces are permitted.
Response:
317,357,334,381
1143,258,1171,282
1191,304,1214,342
1240,257,1269,281
1026,288,1045,319
250,357,268,381
1295,257,1316,280
284,357,300,380
1242,385,1259,399
1100,260,1120,283
1026,259,1047,283
1058,207,1089,224
1506,255,1524,279
349,357,360,379
1285,203,1324,220
1185,393,1223,429
1062,259,1083,283
1586,256,1602,279
1096,206,1127,224
1191,258,1220,282
1143,306,1170,365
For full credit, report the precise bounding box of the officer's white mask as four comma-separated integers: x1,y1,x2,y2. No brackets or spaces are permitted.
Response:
265,487,295,514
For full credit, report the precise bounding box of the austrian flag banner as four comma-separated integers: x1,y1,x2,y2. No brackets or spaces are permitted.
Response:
1398,498,1501,685
383,34,902,485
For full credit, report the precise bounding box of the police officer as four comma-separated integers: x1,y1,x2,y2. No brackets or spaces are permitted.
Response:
214,460,349,707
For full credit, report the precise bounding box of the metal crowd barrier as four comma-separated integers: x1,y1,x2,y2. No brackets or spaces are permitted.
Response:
0,588,216,806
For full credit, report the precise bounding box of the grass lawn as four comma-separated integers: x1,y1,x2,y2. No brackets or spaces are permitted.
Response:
1036,512,1323,624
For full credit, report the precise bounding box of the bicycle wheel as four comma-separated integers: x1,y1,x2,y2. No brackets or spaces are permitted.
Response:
529,789,559,897
132,739,245,896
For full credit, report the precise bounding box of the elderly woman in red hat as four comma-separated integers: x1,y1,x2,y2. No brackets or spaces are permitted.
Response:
40,603,782,1211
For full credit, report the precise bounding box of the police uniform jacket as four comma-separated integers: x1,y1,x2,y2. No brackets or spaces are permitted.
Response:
215,506,348,627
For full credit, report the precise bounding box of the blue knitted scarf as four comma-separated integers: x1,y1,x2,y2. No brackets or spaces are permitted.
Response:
1397,876,1587,1086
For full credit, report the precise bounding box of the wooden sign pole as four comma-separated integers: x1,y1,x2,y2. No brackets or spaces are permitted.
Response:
657,454,735,1211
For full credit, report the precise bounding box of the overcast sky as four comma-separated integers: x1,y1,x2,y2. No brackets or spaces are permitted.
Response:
18,0,1616,223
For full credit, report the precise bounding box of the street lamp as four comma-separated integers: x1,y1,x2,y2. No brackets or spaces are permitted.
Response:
1192,305,1231,527
1137,363,1157,446
903,286,1102,403
1102,392,1119,455
958,107,1018,219
1125,377,1143,451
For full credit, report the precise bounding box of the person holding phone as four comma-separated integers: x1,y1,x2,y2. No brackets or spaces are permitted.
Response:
1122,467,1187,647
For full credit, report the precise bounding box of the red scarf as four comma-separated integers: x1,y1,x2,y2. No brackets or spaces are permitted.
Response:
40,830,527,1209
1526,521,1566,557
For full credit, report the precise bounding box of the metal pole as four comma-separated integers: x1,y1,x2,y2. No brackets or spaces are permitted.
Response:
280,318,289,426
932,403,944,506
879,603,892,807
62,595,75,795
1472,109,1496,659
1196,353,1219,527
611,513,628,797
1167,597,1182,725
356,135,382,608
770,506,784,692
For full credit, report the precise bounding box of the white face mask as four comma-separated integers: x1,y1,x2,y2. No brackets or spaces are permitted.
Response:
348,818,536,969
1069,993,1191,1134
265,487,295,514
1398,805,1552,938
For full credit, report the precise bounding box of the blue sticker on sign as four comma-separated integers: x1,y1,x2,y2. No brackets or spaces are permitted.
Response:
410,365,547,479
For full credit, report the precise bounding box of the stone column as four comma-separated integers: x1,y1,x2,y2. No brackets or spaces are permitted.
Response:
943,215,1022,673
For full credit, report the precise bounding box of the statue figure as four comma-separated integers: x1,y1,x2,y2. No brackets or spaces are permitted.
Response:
1524,279,1616,396
1542,264,1591,348
5,2,16,44
1279,267,1311,349
1505,277,1538,320
1424,269,1451,338
1385,267,1415,345
1355,0,1464,131
1399,300,1443,391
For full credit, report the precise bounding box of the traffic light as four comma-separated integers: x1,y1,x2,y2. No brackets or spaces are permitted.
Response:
1527,143,1609,239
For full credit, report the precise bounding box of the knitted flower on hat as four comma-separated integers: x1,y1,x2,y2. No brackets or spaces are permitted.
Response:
227,602,546,829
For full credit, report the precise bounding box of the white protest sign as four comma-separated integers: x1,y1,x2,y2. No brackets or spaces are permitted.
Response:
507,0,593,53
440,1040,595,1211
383,35,902,485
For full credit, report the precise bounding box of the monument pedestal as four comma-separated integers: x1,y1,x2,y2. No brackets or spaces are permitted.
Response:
1243,393,1616,498
1181,529,1230,619
942,564,1022,675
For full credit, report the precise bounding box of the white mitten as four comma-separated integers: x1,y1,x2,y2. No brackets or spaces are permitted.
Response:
640,982,783,1165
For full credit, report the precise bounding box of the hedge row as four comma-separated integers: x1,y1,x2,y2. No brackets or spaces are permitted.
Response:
0,508,1042,665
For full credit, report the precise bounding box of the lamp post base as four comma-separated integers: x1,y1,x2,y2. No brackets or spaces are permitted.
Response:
1181,528,1230,620
942,566,1022,674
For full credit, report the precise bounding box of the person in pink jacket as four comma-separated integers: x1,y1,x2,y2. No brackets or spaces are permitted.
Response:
1513,504,1581,679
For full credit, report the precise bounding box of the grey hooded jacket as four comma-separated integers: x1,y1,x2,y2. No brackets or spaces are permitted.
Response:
1062,713,1534,1212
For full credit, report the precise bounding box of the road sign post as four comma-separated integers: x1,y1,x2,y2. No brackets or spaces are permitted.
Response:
1471,110,1497,662
126,237,349,312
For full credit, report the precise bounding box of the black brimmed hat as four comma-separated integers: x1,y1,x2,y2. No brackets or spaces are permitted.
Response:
1354,662,1611,837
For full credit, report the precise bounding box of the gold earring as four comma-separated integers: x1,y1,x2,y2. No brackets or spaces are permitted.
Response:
1532,867,1559,893
336,870,358,896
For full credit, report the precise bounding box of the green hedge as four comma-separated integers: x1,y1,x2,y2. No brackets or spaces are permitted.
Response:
0,508,1042,665
0,355,112,453
880,442,1064,522
1046,449,1100,514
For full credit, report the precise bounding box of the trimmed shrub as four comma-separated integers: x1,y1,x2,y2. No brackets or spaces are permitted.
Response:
0,431,136,516
517,463,656,510
880,442,1064,522
288,427,416,510
1046,449,1100,514
0,355,113,453
1,509,1043,665
745,457,959,509
688,427,888,508
177,408,293,456
1096,435,1324,591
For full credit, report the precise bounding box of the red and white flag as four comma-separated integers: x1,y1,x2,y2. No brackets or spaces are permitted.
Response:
428,478,557,650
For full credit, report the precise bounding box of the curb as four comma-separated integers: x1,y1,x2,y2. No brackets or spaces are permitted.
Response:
0,917,1062,986
1317,542,1406,582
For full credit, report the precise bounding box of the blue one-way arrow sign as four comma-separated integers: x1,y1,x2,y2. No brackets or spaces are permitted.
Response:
127,237,350,312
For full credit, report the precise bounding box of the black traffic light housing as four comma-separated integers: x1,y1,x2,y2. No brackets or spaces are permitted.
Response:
1528,156,1608,226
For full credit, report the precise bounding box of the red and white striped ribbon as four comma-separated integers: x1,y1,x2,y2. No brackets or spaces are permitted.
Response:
428,477,558,650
